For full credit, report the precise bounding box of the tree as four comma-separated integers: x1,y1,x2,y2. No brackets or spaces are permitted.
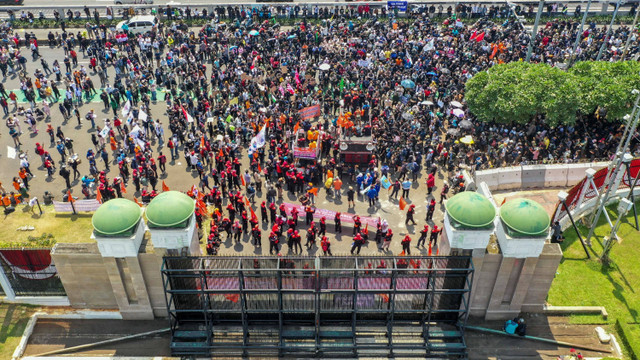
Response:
465,61,640,126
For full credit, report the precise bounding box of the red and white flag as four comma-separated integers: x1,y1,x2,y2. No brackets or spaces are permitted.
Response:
181,105,195,123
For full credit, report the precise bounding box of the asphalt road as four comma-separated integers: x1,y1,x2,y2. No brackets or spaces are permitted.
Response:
0,43,448,256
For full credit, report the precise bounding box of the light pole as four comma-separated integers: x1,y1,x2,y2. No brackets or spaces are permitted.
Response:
596,0,624,61
570,0,593,65
622,5,640,60
526,0,545,62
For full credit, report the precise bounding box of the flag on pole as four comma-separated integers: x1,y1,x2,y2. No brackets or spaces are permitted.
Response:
120,182,126,194
293,121,300,134
475,32,485,42
241,175,246,187
95,189,102,204
247,124,267,155
67,190,75,203
180,105,194,123
162,181,170,192
121,100,131,117
399,197,407,211
501,198,506,206
134,197,143,207
249,206,257,220
257,163,262,173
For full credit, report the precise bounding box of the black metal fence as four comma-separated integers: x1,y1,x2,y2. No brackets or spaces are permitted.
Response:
162,255,473,358
0,248,66,296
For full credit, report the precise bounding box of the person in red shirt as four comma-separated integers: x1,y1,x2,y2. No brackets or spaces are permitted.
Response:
401,235,412,255
351,232,364,255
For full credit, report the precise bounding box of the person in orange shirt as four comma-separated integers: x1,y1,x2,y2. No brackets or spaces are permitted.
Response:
18,168,29,190
333,177,343,198
12,177,21,191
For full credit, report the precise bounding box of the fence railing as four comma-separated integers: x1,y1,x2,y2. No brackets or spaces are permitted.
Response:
0,247,66,297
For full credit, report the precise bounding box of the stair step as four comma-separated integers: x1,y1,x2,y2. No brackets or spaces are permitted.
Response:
171,341,208,349
427,330,462,338
174,330,208,339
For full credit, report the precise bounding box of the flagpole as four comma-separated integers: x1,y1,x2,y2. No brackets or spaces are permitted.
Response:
526,0,545,63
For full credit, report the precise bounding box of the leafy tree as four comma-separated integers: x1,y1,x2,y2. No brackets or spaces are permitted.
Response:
465,61,640,126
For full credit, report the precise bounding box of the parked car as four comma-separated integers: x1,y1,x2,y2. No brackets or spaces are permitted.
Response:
116,15,158,34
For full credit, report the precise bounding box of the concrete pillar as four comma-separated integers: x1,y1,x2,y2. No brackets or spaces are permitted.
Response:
509,257,538,311
94,219,154,320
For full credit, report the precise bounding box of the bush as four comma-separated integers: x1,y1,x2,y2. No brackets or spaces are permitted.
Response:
616,320,640,360
0,233,56,248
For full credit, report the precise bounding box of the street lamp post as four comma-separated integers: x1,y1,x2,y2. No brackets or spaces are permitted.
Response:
526,0,545,62
570,0,593,65
596,0,624,61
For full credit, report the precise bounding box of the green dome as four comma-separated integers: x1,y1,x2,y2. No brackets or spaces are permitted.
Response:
445,192,496,228
145,191,195,228
500,198,550,237
92,198,142,237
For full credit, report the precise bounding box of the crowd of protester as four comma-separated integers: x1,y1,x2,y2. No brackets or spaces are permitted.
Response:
1,4,638,253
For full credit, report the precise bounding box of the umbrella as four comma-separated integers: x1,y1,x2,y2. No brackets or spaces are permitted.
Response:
426,72,437,76
450,101,463,108
447,128,461,136
420,101,434,106
401,79,416,89
452,108,465,118
319,63,331,71
229,46,238,50
459,119,474,130
249,30,260,36
287,34,297,39
459,135,474,145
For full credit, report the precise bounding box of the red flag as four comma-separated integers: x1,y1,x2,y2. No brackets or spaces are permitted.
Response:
225,294,239,303
95,189,102,204
363,223,369,234
475,32,485,42
120,182,127,194
293,121,300,134
428,242,432,256
244,196,251,207
501,197,507,206
241,174,246,187
200,136,205,149
469,30,478,41
399,250,406,257
249,206,257,220
218,149,224,157
134,197,143,207
399,197,407,211
258,163,262,173
162,181,170,192
67,190,75,203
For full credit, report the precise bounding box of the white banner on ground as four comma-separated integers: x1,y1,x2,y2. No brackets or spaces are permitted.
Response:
7,146,16,159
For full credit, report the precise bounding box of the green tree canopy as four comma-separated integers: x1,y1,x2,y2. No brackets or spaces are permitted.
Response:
465,61,640,126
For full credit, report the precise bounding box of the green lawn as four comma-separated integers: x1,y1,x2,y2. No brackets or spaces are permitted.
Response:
0,205,94,247
547,204,640,357
0,304,39,359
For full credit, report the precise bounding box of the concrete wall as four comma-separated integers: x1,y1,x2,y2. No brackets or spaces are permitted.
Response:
139,253,169,317
468,243,563,320
475,162,608,191
51,243,118,309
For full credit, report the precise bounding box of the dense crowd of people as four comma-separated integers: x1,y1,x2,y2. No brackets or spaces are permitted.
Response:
1,5,638,254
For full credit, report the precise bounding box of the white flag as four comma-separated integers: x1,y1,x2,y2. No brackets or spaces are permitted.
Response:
121,100,131,117
248,125,266,155
138,110,148,122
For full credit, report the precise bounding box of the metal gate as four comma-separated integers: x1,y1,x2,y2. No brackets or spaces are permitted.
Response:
162,256,473,358
0,248,66,296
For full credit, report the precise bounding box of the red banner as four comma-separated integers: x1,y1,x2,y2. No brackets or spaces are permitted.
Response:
281,202,380,228
298,105,321,120
293,147,317,159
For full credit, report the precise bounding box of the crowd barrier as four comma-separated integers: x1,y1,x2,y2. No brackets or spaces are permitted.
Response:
475,161,609,191
0,1,632,21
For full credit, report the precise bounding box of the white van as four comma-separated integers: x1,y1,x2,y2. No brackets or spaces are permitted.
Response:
116,15,158,35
